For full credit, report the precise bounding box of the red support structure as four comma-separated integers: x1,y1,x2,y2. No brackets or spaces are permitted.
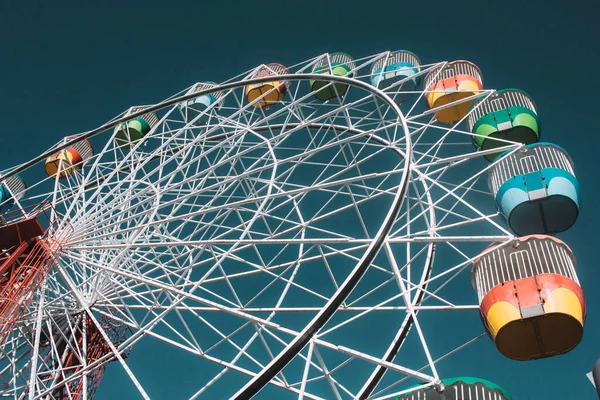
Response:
0,202,121,399
0,203,56,345
47,316,131,400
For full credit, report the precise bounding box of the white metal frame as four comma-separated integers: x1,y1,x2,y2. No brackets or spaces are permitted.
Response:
0,52,525,400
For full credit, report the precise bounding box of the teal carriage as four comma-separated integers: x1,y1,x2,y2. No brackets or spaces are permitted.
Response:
489,143,579,235
0,175,27,213
371,50,421,103
180,82,225,125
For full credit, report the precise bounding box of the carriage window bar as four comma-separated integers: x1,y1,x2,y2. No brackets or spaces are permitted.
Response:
254,64,290,77
424,61,483,90
125,106,159,128
70,141,94,161
329,53,354,67
399,380,509,400
63,136,94,162
313,53,355,74
187,82,226,104
472,238,578,302
2,176,26,201
251,64,290,89
371,51,420,72
467,90,538,130
488,144,575,194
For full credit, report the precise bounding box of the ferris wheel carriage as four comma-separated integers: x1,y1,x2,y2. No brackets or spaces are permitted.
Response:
488,142,579,236
468,89,540,161
309,52,355,101
180,82,225,125
472,235,585,361
44,137,94,179
370,50,421,103
424,60,483,124
399,377,511,400
245,63,290,109
113,106,159,148
0,175,27,214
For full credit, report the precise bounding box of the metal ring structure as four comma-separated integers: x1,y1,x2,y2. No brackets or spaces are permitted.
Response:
1,71,423,399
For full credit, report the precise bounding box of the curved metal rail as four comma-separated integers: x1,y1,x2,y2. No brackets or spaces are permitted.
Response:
2,74,418,399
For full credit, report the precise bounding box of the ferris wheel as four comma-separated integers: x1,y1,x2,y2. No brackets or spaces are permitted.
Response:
0,50,584,400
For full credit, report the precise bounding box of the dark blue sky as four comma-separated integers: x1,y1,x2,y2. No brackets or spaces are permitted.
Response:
1,1,599,398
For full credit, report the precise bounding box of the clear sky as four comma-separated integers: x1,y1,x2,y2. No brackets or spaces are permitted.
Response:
1,1,599,398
